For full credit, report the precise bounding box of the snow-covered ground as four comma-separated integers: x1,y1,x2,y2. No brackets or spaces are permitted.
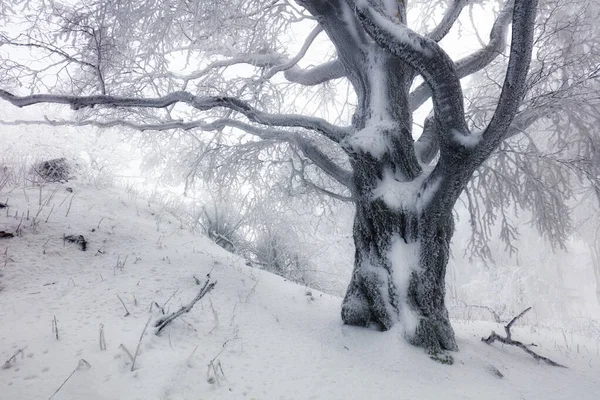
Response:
1,181,599,399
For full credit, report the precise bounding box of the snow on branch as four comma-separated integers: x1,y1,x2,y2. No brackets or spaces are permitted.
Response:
480,0,538,151
262,25,324,80
427,0,469,42
0,89,348,143
291,138,354,190
167,51,287,81
410,0,515,111
482,307,567,368
284,59,346,86
355,0,469,134
155,277,217,335
297,0,369,88
176,25,332,86
454,0,514,80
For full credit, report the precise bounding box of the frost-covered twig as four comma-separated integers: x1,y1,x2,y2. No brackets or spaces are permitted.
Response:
155,277,217,335
114,254,128,274
65,190,80,217
99,324,106,351
2,346,27,369
52,315,59,340
207,332,240,385
162,288,179,310
210,333,240,364
131,315,152,371
116,294,131,317
482,307,567,368
452,298,504,323
118,344,134,363
44,204,55,223
427,0,468,42
48,359,91,399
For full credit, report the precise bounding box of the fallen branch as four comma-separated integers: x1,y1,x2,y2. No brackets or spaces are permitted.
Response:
155,277,216,335
482,307,567,368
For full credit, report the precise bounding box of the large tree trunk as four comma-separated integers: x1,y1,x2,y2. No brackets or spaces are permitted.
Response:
341,153,458,354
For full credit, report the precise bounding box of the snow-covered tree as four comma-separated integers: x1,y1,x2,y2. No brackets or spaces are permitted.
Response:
1,0,598,355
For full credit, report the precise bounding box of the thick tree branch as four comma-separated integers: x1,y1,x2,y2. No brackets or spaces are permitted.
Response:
427,0,469,42
297,0,369,92
479,0,538,152
410,0,514,111
415,113,440,164
454,0,514,77
0,89,349,142
0,116,354,190
284,59,346,85
355,0,470,137
291,138,354,190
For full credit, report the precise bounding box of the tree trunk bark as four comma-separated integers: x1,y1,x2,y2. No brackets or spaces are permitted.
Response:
341,193,458,354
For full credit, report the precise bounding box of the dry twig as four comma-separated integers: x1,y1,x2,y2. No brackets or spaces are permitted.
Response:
482,307,567,368
48,359,91,399
52,315,59,340
116,294,131,317
2,346,27,369
99,324,106,351
155,277,216,335
131,315,152,371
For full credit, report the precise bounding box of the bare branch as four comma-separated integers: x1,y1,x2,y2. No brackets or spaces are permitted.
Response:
168,25,325,83
410,0,515,111
155,277,217,335
284,59,346,86
167,52,286,81
427,0,469,42
302,181,354,202
297,0,369,90
292,138,354,190
262,25,323,80
454,0,514,79
504,306,532,338
482,307,567,368
479,0,538,152
0,89,349,142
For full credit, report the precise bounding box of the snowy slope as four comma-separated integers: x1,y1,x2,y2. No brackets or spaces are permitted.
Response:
0,182,599,400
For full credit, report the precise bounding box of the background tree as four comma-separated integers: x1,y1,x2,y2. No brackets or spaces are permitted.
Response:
1,0,598,355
